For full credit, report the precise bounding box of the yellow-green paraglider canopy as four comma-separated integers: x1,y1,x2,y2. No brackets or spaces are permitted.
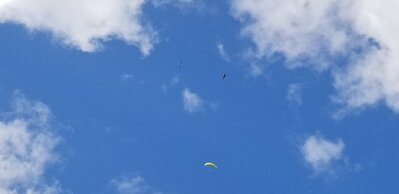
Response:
204,162,218,168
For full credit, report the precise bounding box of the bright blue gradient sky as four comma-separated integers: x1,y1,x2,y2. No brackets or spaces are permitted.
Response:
1,1,399,194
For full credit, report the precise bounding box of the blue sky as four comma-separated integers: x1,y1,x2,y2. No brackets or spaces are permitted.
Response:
1,0,399,193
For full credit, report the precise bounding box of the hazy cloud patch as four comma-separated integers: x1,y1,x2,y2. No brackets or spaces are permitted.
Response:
111,176,162,194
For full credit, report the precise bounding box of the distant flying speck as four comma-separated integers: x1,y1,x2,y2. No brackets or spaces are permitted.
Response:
222,73,227,80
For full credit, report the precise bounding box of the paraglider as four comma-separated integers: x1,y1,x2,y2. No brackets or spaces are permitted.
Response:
204,162,218,169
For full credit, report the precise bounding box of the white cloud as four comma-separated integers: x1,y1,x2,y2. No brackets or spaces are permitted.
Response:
287,83,303,106
111,176,162,194
333,1,399,114
182,88,204,113
231,0,350,69
161,85,168,94
170,75,179,86
0,92,60,193
152,0,194,6
0,0,156,55
161,75,179,93
231,0,399,114
121,74,135,82
216,43,230,62
301,134,345,174
150,0,200,9
248,63,265,77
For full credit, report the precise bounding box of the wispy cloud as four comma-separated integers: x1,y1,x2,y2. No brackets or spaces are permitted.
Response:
287,83,303,106
151,0,194,6
0,0,156,55
301,134,345,174
121,74,135,82
161,75,180,93
182,88,204,113
231,0,399,114
111,176,162,194
0,91,61,193
150,0,201,10
248,63,265,78
216,43,230,62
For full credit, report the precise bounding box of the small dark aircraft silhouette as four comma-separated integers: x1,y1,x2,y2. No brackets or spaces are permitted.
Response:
221,73,227,80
